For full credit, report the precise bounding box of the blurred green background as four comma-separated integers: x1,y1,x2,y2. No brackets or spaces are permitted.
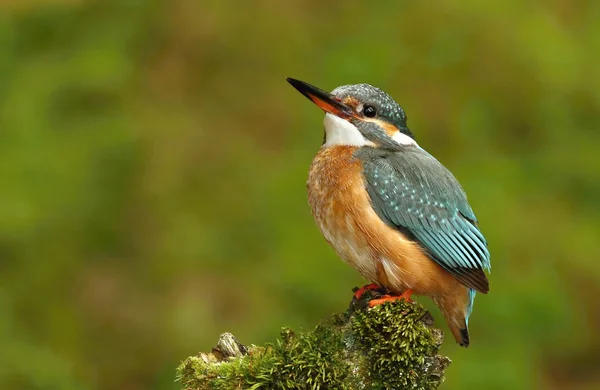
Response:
1,1,599,389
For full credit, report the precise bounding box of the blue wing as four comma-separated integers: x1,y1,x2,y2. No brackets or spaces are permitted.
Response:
356,147,491,293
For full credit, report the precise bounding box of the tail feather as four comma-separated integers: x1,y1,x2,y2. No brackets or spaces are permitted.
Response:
435,286,475,348
459,327,470,348
447,319,470,348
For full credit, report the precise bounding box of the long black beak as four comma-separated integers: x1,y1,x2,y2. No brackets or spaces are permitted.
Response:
286,77,354,118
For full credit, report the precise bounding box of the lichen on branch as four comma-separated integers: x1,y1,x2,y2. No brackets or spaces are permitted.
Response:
177,290,451,389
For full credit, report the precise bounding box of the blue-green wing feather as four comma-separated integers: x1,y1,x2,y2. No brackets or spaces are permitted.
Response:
357,147,491,293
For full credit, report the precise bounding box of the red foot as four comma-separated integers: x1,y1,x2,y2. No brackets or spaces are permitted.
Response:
353,283,381,300
368,289,414,308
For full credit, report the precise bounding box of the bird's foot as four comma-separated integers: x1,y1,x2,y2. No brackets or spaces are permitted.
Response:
353,283,384,300
368,289,414,307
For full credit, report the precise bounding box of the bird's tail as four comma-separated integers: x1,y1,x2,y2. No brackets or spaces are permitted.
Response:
448,320,470,348
434,287,476,348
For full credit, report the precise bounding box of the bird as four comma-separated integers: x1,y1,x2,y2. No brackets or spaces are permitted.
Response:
286,77,491,347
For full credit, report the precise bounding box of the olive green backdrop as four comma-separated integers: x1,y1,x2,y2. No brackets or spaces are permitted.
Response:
1,1,599,389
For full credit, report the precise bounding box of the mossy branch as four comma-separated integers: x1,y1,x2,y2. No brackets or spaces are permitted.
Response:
176,290,451,389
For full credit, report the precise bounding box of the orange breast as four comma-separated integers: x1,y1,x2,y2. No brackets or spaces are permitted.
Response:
306,146,466,300
307,146,380,282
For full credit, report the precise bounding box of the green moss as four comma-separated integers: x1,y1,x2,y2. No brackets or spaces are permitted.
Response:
268,325,351,389
177,325,350,389
176,295,449,390
351,300,437,389
176,346,274,389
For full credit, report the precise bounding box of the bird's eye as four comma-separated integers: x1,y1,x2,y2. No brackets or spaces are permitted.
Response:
363,105,377,118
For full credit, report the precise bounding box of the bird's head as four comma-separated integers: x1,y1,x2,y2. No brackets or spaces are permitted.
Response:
286,78,416,149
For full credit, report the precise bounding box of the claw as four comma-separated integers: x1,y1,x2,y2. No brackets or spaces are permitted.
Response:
353,283,381,300
368,289,414,307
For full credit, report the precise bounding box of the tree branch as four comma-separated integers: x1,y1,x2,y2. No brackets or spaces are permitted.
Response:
177,290,451,389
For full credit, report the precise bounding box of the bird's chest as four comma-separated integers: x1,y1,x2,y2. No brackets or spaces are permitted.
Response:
306,146,378,280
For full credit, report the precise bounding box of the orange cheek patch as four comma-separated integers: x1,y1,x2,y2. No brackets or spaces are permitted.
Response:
381,122,399,137
365,118,399,137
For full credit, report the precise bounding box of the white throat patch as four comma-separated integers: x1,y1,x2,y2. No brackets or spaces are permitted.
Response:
323,114,375,147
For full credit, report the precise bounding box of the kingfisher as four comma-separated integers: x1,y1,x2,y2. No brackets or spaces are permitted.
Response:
286,77,491,347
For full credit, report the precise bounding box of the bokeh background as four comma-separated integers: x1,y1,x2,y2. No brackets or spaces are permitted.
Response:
1,1,600,389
